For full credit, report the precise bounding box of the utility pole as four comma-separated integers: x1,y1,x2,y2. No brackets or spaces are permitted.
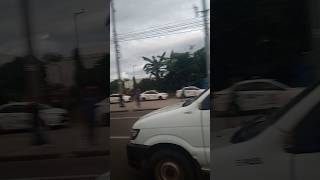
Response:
195,1,210,88
111,0,125,107
202,0,210,88
20,0,47,145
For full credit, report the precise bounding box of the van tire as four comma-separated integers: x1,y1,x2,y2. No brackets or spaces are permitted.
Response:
147,148,199,180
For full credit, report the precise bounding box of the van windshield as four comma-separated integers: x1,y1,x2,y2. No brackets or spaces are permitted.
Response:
182,89,209,107
231,81,320,143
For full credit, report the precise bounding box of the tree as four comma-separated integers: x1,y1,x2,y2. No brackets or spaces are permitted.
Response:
0,56,47,104
142,52,168,81
110,79,119,94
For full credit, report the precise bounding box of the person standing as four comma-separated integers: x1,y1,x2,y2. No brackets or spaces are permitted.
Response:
30,102,48,145
83,86,98,145
134,88,141,108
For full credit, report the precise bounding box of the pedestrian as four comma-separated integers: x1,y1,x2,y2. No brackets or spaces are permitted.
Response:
181,86,186,98
134,88,141,108
83,86,98,145
30,102,48,145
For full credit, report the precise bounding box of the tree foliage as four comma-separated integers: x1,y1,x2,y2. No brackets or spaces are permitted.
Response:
140,47,207,92
142,52,168,81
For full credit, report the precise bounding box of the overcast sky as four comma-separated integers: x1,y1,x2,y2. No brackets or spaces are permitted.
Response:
0,0,108,64
110,0,210,81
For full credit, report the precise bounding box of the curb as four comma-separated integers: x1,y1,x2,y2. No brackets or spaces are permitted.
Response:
0,153,60,162
110,109,129,113
111,108,159,113
0,149,110,162
72,149,110,158
132,108,159,111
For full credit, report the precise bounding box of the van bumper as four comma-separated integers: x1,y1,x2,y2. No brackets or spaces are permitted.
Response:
127,143,150,169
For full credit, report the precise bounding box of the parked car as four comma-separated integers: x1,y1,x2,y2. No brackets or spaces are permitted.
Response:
213,79,304,114
95,98,109,127
176,86,205,98
109,94,131,103
139,90,168,101
127,89,210,180
0,102,69,131
212,80,320,180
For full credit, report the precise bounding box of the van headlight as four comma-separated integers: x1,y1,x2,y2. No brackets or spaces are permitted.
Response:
130,129,140,140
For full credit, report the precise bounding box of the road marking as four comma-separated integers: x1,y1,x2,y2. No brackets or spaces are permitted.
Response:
110,117,140,120
110,136,130,139
5,174,100,180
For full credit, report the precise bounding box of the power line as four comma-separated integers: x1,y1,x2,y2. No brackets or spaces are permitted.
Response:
114,28,205,43
117,18,206,38
117,20,208,40
115,16,205,36
113,20,210,42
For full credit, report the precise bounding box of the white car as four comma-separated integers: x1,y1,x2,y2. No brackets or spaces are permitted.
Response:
176,86,205,98
140,90,168,101
109,94,131,103
0,102,69,131
127,89,210,180
95,98,109,126
214,79,304,113
212,81,320,180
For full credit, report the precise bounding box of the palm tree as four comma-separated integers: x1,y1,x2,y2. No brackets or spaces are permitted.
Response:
142,52,168,81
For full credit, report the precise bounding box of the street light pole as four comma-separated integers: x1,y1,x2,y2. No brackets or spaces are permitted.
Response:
132,64,137,77
111,0,125,107
73,9,86,50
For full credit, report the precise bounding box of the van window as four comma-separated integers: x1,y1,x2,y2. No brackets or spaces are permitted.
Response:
290,103,320,154
200,95,210,110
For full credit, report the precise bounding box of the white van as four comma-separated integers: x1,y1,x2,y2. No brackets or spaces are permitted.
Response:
213,81,320,180
127,89,210,180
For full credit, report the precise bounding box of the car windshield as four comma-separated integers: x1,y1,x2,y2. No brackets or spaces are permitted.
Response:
182,88,208,107
231,81,320,143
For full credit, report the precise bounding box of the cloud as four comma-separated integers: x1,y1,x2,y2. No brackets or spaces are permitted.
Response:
110,0,209,79
0,0,109,59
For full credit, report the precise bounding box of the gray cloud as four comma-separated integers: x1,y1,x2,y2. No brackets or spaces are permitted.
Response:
110,0,210,81
0,0,109,63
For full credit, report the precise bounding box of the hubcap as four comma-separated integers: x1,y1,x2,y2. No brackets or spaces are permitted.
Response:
155,160,183,180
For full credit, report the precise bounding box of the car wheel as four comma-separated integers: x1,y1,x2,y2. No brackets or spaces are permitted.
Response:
148,148,199,180
142,97,146,101
158,96,163,100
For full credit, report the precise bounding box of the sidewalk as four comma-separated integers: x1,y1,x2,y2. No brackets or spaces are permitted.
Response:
110,98,182,112
0,124,109,162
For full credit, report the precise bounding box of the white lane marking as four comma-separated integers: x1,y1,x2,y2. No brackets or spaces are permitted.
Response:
110,136,130,139
5,174,100,180
110,117,139,120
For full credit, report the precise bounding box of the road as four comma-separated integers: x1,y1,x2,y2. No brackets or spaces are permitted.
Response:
0,125,110,180
110,110,153,180
0,156,109,180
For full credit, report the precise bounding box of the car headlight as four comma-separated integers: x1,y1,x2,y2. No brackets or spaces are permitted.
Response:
130,129,140,140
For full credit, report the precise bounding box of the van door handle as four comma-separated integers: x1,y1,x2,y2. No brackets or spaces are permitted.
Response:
184,111,192,114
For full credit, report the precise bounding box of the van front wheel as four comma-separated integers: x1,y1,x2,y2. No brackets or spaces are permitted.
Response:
148,149,198,180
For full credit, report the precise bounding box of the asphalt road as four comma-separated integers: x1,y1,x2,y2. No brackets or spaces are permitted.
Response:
110,110,152,180
0,156,109,180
